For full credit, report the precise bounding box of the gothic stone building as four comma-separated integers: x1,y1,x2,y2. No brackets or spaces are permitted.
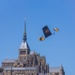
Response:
0,21,65,75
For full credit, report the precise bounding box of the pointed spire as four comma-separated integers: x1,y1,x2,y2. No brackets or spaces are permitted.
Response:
23,18,27,42
19,19,30,54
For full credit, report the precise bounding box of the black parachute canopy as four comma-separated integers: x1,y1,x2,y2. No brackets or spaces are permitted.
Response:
42,25,52,38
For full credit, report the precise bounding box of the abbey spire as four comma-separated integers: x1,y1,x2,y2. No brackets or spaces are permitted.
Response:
23,19,27,42
19,19,30,57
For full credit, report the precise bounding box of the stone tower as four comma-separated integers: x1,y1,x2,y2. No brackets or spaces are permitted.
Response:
19,20,30,61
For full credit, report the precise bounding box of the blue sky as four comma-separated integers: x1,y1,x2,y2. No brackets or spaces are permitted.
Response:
0,0,75,75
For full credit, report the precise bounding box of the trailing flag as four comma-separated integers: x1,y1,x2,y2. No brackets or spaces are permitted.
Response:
42,25,52,38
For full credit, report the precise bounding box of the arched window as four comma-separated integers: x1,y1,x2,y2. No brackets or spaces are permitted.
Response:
31,73,33,75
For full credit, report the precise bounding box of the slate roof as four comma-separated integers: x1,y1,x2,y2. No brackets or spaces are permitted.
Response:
2,59,16,63
19,41,29,49
49,67,61,73
4,67,36,70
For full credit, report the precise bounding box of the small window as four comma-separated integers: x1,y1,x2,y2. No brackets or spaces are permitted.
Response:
6,70,8,72
17,63,20,65
55,73,59,75
20,51,26,55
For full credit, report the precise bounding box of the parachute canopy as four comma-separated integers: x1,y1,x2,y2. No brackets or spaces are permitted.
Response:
39,37,45,41
53,28,59,32
42,25,52,38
